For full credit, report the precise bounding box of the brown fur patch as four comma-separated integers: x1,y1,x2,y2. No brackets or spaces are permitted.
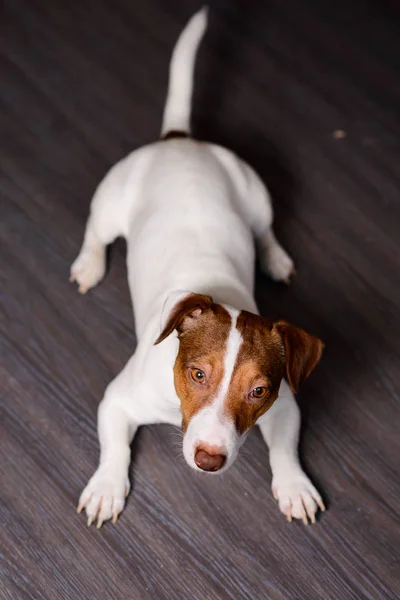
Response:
154,293,214,345
224,311,286,433
272,321,324,393
157,295,323,436
172,303,232,430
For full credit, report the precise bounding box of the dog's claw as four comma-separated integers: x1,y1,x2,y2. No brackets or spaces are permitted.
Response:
77,502,84,514
70,247,106,294
283,267,296,285
274,473,324,525
78,469,129,527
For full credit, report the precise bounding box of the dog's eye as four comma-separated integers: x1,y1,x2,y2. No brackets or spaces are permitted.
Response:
191,369,205,383
250,386,268,399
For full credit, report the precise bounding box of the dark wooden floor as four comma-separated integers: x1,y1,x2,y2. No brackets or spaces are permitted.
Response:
2,0,400,598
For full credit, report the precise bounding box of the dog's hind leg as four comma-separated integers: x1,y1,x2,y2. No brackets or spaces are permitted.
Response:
70,161,128,293
258,228,295,284
70,147,152,294
70,222,108,295
241,163,295,283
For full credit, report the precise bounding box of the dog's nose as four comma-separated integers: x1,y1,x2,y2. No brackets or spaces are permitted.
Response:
195,447,226,472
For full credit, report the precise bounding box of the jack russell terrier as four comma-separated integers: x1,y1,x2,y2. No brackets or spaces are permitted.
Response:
71,7,325,528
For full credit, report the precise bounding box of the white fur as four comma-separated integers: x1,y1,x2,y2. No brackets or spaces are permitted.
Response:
214,308,242,409
161,7,208,135
72,8,322,527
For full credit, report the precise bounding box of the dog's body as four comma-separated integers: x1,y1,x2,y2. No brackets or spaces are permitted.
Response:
72,8,325,528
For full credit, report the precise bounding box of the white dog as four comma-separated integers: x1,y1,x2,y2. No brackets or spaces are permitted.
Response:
71,7,325,528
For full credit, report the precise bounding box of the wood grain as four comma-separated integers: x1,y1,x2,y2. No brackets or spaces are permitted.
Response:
1,0,400,598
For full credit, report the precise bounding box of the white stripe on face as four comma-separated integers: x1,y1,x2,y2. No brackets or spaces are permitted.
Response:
182,306,244,471
213,307,242,410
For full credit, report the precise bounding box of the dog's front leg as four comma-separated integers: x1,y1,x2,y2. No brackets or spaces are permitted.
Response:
77,394,138,528
257,381,325,524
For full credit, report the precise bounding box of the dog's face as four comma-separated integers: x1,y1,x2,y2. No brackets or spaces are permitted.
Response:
155,292,323,474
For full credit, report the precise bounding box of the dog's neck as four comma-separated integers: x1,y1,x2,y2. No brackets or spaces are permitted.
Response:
190,282,258,315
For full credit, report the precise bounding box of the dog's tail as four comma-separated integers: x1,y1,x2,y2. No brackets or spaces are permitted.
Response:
160,7,208,139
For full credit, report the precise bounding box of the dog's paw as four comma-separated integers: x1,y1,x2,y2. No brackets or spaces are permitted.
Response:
70,247,105,294
272,472,325,524
261,244,295,284
77,467,130,528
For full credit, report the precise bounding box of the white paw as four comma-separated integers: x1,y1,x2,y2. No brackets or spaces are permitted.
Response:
77,467,130,528
261,244,295,284
272,471,325,525
70,248,105,294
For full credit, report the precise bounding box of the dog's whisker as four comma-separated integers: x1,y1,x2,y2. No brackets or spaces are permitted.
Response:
168,444,184,453
169,424,183,432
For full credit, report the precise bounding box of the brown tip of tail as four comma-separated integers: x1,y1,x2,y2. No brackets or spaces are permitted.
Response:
161,130,190,140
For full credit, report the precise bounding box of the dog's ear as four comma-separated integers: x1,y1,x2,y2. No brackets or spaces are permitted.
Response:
273,321,324,394
154,291,213,345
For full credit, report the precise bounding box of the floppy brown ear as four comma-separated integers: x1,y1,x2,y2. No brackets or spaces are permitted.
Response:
273,321,324,394
154,292,213,345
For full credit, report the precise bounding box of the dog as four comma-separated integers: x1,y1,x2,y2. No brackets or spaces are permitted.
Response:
71,7,325,528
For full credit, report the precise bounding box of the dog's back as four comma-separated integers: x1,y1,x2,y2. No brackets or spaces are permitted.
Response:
124,8,262,331
71,7,280,333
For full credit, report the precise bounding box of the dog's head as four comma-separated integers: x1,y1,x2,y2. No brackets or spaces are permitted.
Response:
155,292,323,474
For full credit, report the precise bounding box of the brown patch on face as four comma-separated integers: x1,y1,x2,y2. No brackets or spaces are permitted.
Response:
225,311,286,434
172,303,232,431
224,312,324,433
156,295,323,437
